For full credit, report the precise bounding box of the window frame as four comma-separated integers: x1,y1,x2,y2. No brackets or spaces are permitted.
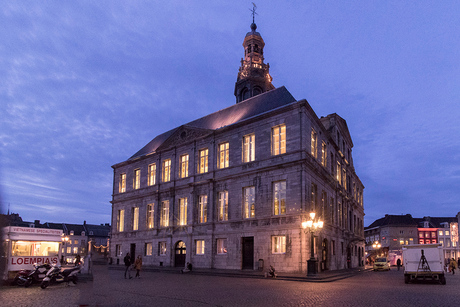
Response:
180,154,189,178
133,169,140,190
273,181,286,216
145,242,153,256
272,124,286,155
217,142,229,169
179,197,187,226
243,186,255,219
162,159,171,182
147,203,154,229
132,207,139,231
311,128,317,158
160,201,169,227
216,238,227,255
119,173,126,193
117,209,124,232
218,191,228,221
272,235,286,254
148,163,156,186
196,240,205,255
242,134,255,163
198,148,209,174
199,195,207,224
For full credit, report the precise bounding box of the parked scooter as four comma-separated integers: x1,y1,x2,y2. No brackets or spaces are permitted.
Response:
13,263,52,287
40,264,81,289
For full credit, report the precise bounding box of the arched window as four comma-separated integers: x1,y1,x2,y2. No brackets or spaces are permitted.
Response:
253,87,262,96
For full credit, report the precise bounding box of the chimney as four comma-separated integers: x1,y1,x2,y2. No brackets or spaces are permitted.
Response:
34,220,40,227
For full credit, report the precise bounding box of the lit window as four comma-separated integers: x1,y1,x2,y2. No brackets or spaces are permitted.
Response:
119,173,126,193
73,247,78,254
162,159,171,182
133,169,140,189
161,201,169,227
147,203,154,229
148,164,156,186
272,236,286,254
399,239,404,245
218,142,229,169
419,239,424,244
132,207,139,231
199,195,207,223
67,247,71,254
180,154,189,178
431,232,436,238
179,198,187,226
336,162,341,184
218,191,228,221
116,245,121,256
117,209,124,232
199,149,208,174
159,242,167,255
311,128,317,158
425,232,429,238
273,181,286,216
321,141,327,167
446,230,450,236
440,239,444,246
432,239,437,244
272,125,286,155
419,233,423,238
439,230,443,236
242,134,255,162
145,243,152,256
217,238,227,254
74,240,78,245
243,186,255,219
196,240,205,255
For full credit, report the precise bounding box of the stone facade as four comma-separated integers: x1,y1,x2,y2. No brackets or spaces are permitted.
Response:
110,22,365,273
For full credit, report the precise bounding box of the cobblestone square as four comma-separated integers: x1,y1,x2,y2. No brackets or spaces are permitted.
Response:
2,266,460,306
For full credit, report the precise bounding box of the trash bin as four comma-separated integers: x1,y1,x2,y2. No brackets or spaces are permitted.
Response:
258,259,264,271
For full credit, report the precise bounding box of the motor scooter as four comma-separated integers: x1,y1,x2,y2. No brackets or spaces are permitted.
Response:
40,264,81,289
13,263,52,287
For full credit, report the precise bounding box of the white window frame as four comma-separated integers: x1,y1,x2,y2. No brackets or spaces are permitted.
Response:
272,124,286,155
179,198,187,226
145,242,153,256
273,181,286,216
148,163,156,186
272,236,286,254
242,134,255,162
161,201,169,227
117,209,124,232
199,195,207,224
132,207,139,231
147,203,154,229
133,169,140,189
199,149,208,174
217,238,227,255
163,159,171,182
119,173,126,193
218,191,228,221
180,154,189,178
218,142,229,169
243,186,255,219
159,242,167,255
196,240,205,255
311,128,317,158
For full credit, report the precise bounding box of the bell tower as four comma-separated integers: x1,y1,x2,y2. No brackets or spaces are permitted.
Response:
234,12,274,103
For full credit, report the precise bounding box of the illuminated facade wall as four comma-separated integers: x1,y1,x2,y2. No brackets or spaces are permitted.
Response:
110,89,365,273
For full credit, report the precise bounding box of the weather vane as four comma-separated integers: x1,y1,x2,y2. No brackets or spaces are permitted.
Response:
250,2,257,24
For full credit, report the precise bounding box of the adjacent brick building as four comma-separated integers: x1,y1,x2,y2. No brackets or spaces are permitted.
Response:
110,21,365,273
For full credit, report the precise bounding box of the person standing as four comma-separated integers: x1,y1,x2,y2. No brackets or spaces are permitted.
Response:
449,258,458,275
396,258,401,271
124,252,132,279
134,256,142,278
75,254,81,266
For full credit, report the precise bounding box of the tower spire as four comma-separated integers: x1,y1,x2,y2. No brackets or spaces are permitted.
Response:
234,6,274,103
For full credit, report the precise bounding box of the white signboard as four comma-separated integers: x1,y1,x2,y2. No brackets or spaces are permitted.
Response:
9,256,60,270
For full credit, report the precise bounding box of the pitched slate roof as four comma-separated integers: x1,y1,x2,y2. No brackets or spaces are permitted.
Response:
366,214,418,229
414,217,458,228
84,223,111,237
129,86,296,160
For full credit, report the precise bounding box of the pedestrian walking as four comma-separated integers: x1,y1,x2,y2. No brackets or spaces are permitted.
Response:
134,256,142,278
124,252,132,279
449,258,457,275
396,258,401,271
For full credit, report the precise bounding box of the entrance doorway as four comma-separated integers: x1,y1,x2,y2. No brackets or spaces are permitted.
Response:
242,237,254,269
175,241,186,267
130,243,136,264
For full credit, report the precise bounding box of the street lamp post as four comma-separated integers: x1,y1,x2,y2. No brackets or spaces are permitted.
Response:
302,212,324,276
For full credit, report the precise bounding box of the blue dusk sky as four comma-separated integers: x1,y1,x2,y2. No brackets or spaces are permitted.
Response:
1,1,459,226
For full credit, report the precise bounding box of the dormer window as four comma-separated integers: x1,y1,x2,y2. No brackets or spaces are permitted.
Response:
89,231,94,236
81,231,85,236
424,221,429,228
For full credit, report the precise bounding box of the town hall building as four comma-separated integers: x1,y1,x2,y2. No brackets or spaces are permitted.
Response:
110,20,365,273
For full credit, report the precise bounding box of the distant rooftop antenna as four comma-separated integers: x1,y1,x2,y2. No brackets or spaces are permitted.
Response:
250,2,258,24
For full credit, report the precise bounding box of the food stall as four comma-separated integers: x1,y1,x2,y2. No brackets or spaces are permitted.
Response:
2,226,62,280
